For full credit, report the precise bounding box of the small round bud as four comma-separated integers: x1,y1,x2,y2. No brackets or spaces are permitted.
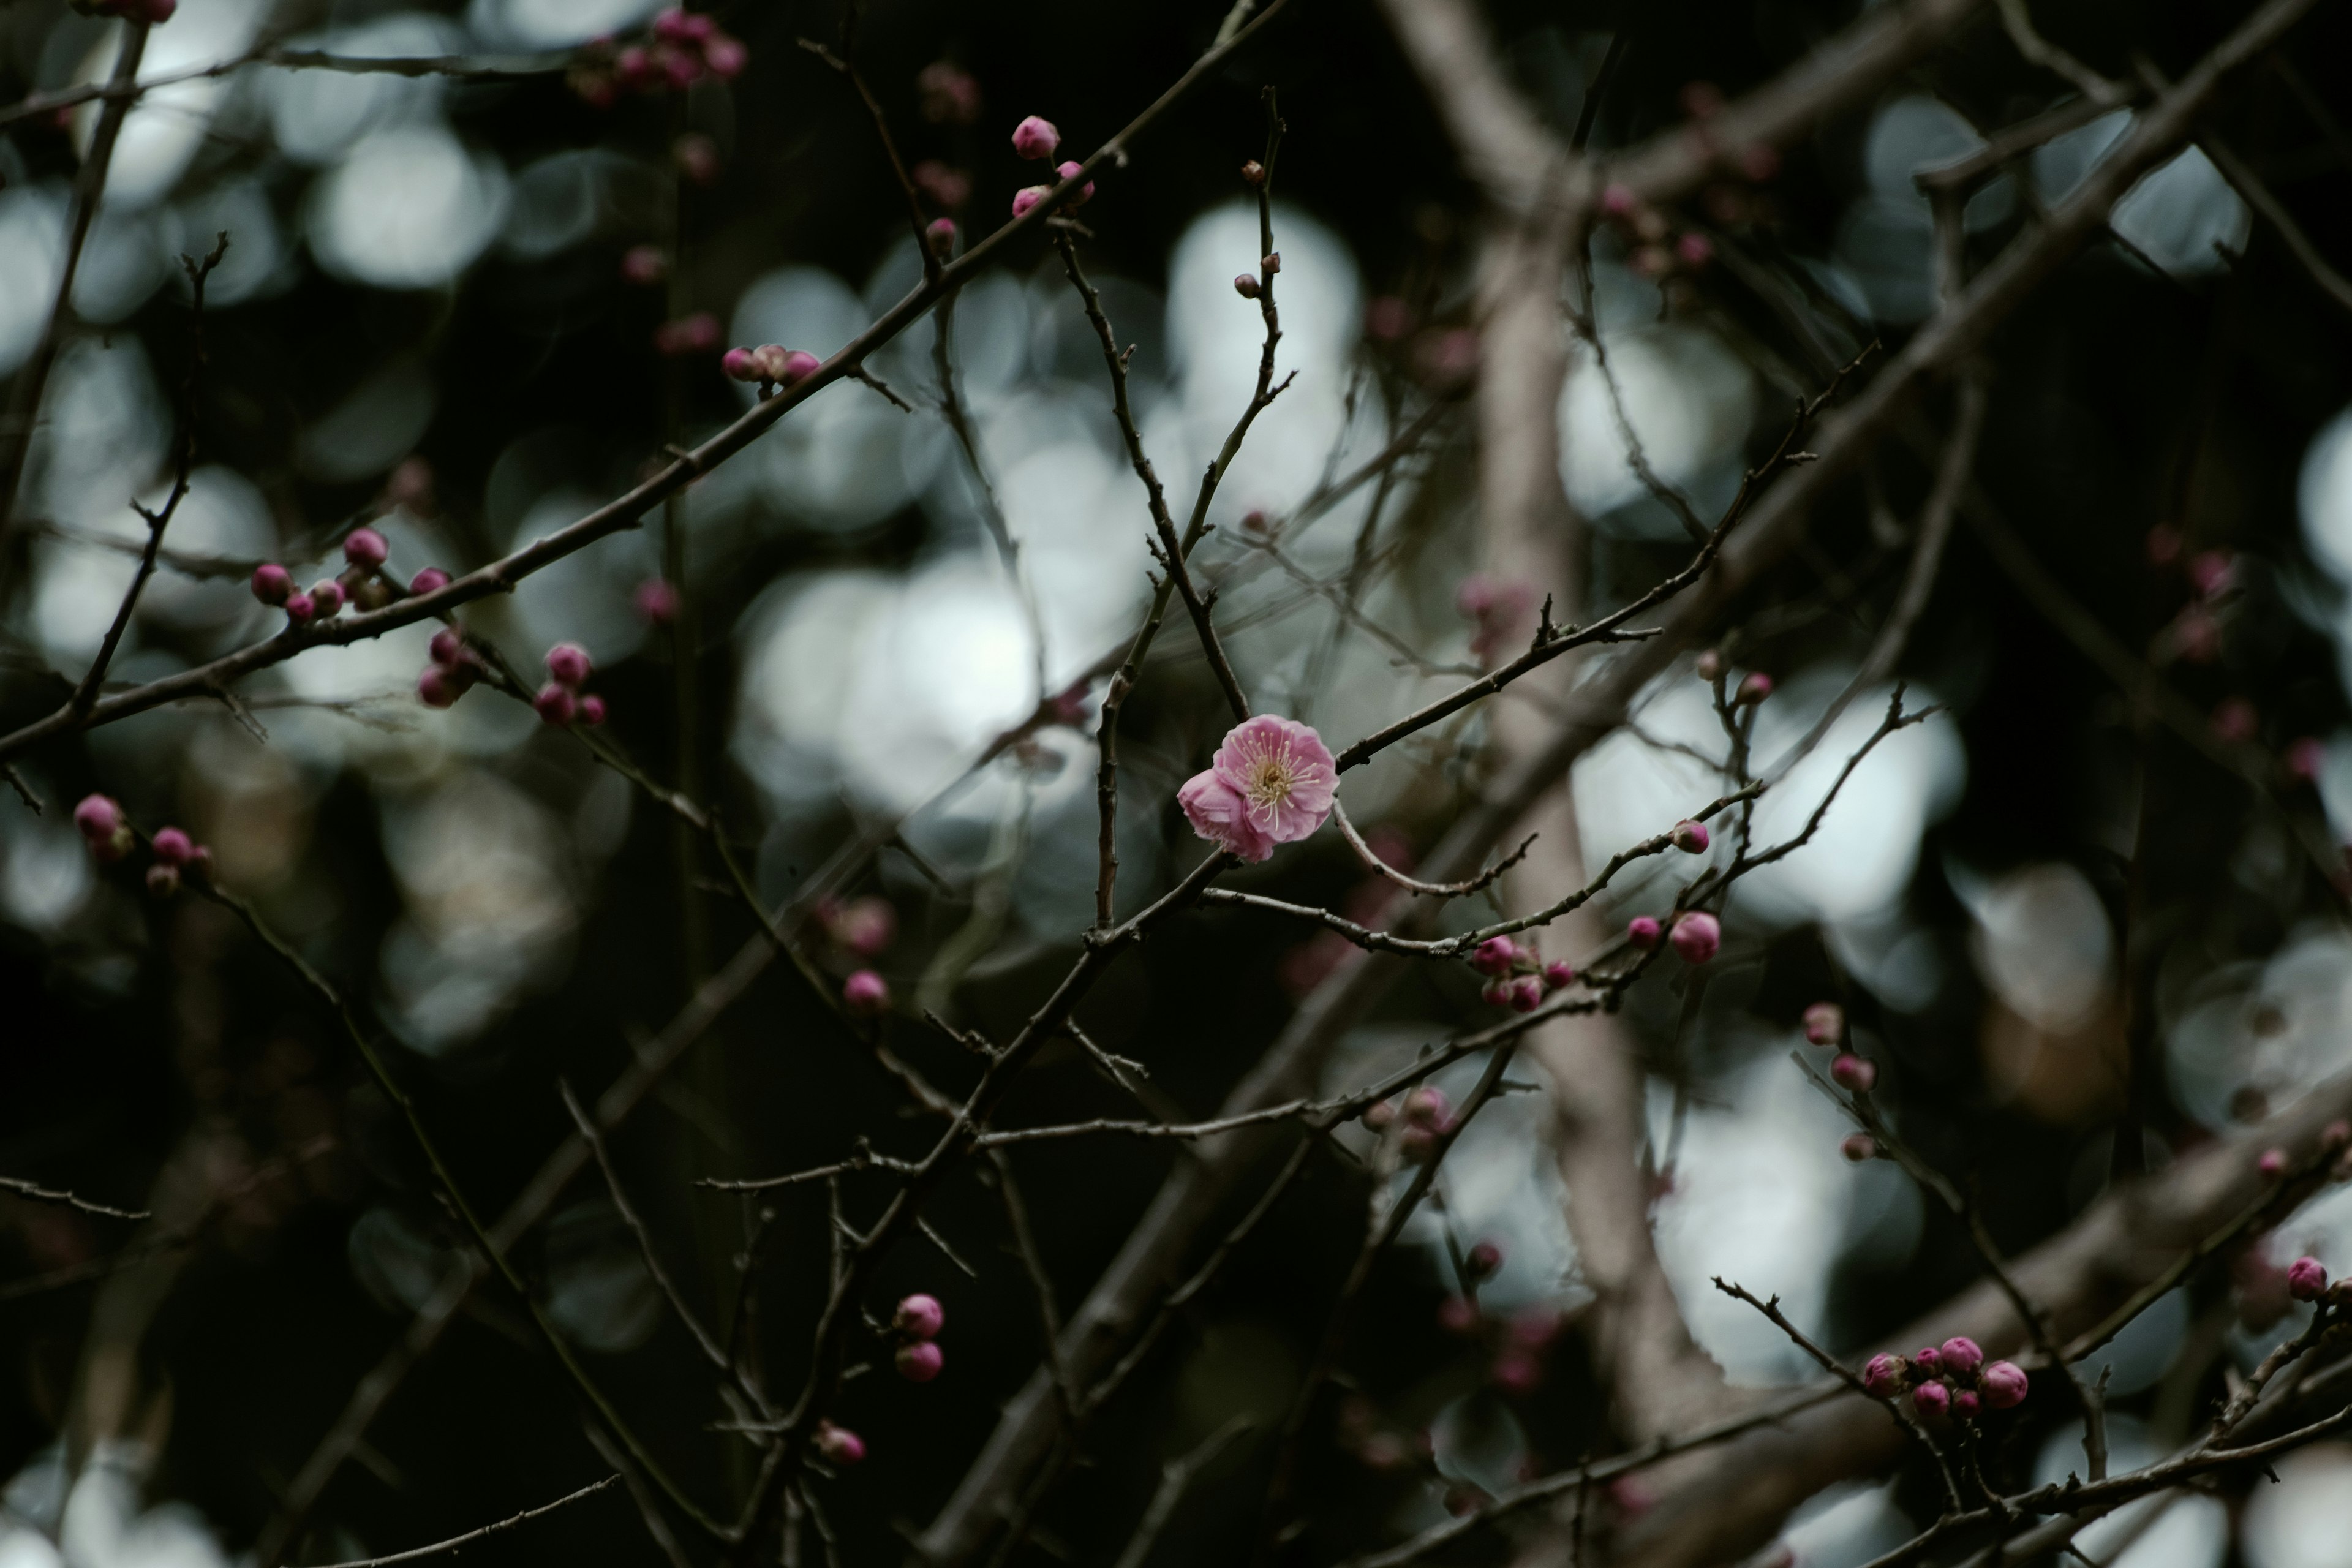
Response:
826,897,897,957
1735,671,1774,704
1910,1380,1949,1419
1694,647,1724,681
1980,1360,2029,1409
145,863,180,898
545,643,593,687
1938,1336,1984,1378
1802,1001,1844,1046
409,567,451,596
282,592,315,624
895,1293,946,1338
1861,1353,1908,1399
1841,1133,1878,1163
2288,1256,2329,1302
1241,159,1267,186
251,563,293,606
1913,1346,1942,1373
150,827,194,867
1469,935,1520,976
1012,185,1051,221
722,347,763,382
778,349,820,385
1402,1085,1450,1131
1542,960,1576,990
1480,979,1515,1009
533,683,578,726
309,579,345,618
1830,1054,1877,1093
1670,819,1709,854
1010,115,1060,160
74,794,124,843
635,578,681,624
895,1340,944,1382
418,666,461,709
578,695,606,726
843,968,889,1016
1233,273,1261,300
703,35,747,78
925,217,957,257
1509,976,1544,1013
1465,1240,1503,1278
342,527,388,568
1055,160,1095,205
1950,1389,1980,1419
429,628,464,667
1669,911,1721,965
813,1421,864,1466
2259,1148,2288,1180
1600,183,1637,218
654,312,721,355
1262,252,1281,274
1626,916,1662,950
1362,1099,1395,1131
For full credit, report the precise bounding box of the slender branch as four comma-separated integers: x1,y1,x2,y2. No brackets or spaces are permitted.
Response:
1111,1417,1254,1568
797,40,940,281
2198,127,2352,320
0,1176,149,1223
304,1477,621,1568
987,1150,1079,1419
1994,0,2127,104
1332,801,1534,898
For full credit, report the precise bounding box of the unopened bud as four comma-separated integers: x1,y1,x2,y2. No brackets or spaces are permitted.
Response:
250,563,293,606
1841,1133,1878,1163
1241,159,1266,186
1233,273,1261,300
1830,1054,1877,1093
1801,1001,1844,1047
1735,671,1774,704
1670,819,1709,854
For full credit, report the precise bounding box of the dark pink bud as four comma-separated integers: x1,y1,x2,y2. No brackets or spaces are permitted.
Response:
418,666,461,709
150,826,194,867
1402,1085,1450,1131
1913,1346,1942,1373
1802,1001,1844,1046
409,567,451,596
813,1420,864,1465
1012,185,1051,221
894,1293,945,1338
1735,671,1774,704
652,9,698,42
1469,935,1519,976
895,1339,943,1382
1233,273,1261,300
843,968,889,1016
1010,115,1059,160
702,35,746,78
1830,1054,1877,1093
309,580,345,618
429,628,464,666
778,349,820,384
635,578,680,624
1480,979,1514,1009
722,347,762,382
1601,184,1637,217
2260,1147,2288,1179
619,244,668,285
1670,911,1721,965
1626,916,1662,950
1910,1380,1949,1419
1670,818,1709,854
342,527,388,568
1489,1351,1542,1395
1542,960,1575,990
1980,1361,2028,1409
250,563,293,606
1950,1389,1980,1419
545,643,592,687
1465,1240,1503,1277
827,896,897,957
145,863,180,898
1939,1336,1984,1377
1841,1133,1878,1163
1861,1353,1907,1399
74,794,124,842
662,50,705,90
282,592,316,624
533,683,578,726
926,216,957,257
2288,1256,2329,1302
1509,976,1544,1013
578,695,606,726
1055,160,1094,205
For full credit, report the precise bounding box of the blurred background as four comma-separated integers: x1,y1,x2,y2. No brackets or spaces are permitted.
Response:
6,1,2352,1566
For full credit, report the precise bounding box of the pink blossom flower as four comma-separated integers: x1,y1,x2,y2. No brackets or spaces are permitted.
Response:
1670,911,1721,964
1950,1389,1980,1418
2288,1256,2329,1302
1735,671,1774,704
250,562,293,605
1831,1054,1877,1093
895,1340,944,1381
895,1293,945,1338
578,695,607,726
926,217,957,256
342,528,388,569
703,35,747,78
1803,1001,1844,1046
777,349,820,384
1600,184,1637,217
1465,1240,1503,1276
309,579,346,618
1980,1361,2029,1409
722,347,763,382
419,666,461,709
282,592,315,624
74,794,123,843
1010,115,1060,160
1939,1336,1984,1377
146,864,179,898
1178,715,1338,861
1913,1346,1942,1373
429,629,464,666
1402,1085,1450,1130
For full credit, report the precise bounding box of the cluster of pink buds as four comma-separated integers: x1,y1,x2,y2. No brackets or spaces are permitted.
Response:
77,0,175,20
571,10,745,106
1863,1336,2027,1419
74,796,212,895
74,794,133,864
720,344,821,391
892,1292,945,1381
533,643,606,728
1626,910,1721,965
1796,997,1878,1094
1466,935,1575,1014
1598,183,1717,280
417,627,485,709
1362,1084,1453,1161
1008,116,1093,220
812,1419,864,1466
252,529,425,627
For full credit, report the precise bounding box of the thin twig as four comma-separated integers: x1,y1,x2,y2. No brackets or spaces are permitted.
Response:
304,1476,622,1568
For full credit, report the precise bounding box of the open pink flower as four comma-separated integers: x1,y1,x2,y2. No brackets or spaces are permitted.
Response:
1180,715,1338,861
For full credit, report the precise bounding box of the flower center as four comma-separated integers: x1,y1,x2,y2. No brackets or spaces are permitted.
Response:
1243,753,1298,810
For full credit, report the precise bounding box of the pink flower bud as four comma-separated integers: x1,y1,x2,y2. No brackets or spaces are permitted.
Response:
1543,960,1575,990
895,1293,946,1338
813,1420,864,1465
309,579,345,618
409,567,451,596
1830,1054,1877,1093
1010,115,1060,160
2260,1147,2288,1180
342,527,388,568
1055,160,1094,205
1861,1353,1908,1398
1950,1389,1980,1418
1509,976,1544,1013
1694,648,1725,680
1802,1001,1844,1046
282,592,315,624
1600,184,1637,217
1233,273,1262,300
1670,818,1709,854
895,1339,944,1382
926,216,957,257
652,10,699,42
533,683,578,726
429,629,464,666
1627,916,1662,949
1670,911,1721,965
1509,1307,1564,1351
1480,980,1514,1009
2288,1256,2329,1302
1735,671,1774,704
827,897,897,957
74,794,124,843
1465,1240,1503,1277
620,244,668,285
703,35,747,78
1841,1133,1878,1163
1910,1380,1949,1419
251,563,293,606
1490,1351,1542,1395
722,347,763,382
1362,1099,1395,1131
1403,1085,1450,1131
778,349,820,385
418,666,461,709
545,643,592,687
1012,185,1051,220
843,968,889,1016
578,695,607,726
663,50,706,90
1469,935,1520,976
146,863,180,898
1980,1360,2028,1409
1938,1336,1984,1377
1913,1346,1942,1373
635,578,680,624
150,826,194,866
